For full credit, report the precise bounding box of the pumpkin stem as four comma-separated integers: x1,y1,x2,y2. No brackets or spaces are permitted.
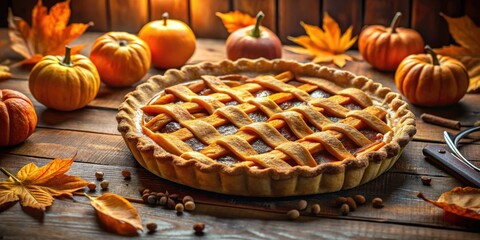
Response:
162,12,169,26
119,40,128,46
61,46,73,67
425,45,440,66
0,167,21,184
389,12,402,34
251,11,265,38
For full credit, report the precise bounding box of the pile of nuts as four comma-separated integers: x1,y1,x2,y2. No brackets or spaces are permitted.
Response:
286,199,322,220
335,194,383,215
139,188,196,214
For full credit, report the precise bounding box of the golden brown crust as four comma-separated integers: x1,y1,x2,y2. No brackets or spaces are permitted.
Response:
116,58,416,196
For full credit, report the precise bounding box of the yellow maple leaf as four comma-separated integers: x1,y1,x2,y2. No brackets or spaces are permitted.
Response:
0,157,88,211
434,13,480,93
7,0,92,65
418,187,480,220
285,13,358,68
216,11,256,33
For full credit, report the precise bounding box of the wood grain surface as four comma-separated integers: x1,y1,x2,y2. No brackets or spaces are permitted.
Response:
0,30,479,239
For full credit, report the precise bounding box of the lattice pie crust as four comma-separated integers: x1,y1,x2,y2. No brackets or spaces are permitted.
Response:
117,59,416,196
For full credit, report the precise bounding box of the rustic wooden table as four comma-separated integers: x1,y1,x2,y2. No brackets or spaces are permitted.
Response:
1,30,479,239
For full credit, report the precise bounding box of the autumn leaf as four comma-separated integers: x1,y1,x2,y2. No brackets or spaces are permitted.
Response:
434,13,480,93
86,193,143,236
417,187,480,220
285,13,358,68
0,65,11,80
0,157,88,211
7,0,92,65
216,11,256,33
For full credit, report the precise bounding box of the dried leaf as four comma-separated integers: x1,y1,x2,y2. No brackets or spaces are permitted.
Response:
7,0,92,65
216,11,256,33
461,56,480,93
417,187,480,220
435,14,480,93
0,65,11,80
0,157,88,211
86,193,143,236
286,13,358,68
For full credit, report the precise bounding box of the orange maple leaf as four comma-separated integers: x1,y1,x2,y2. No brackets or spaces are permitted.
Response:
0,157,88,211
7,0,92,65
418,187,480,220
434,13,480,93
86,193,143,236
285,13,358,68
216,11,256,33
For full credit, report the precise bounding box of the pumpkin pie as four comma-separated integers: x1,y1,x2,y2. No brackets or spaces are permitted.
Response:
117,59,416,196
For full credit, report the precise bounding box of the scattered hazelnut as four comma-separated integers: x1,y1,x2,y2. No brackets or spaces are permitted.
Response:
353,195,366,205
121,169,131,179
142,189,150,195
311,204,321,215
146,222,157,232
147,195,157,205
87,182,96,191
340,203,350,216
175,203,184,213
286,209,300,220
185,201,196,211
345,197,357,211
372,197,384,208
421,176,432,186
193,222,205,234
167,198,176,209
335,197,348,207
182,195,194,204
100,180,109,190
159,196,168,206
142,193,150,203
95,171,104,180
297,199,308,211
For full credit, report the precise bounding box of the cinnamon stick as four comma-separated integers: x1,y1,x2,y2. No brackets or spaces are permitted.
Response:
420,113,461,130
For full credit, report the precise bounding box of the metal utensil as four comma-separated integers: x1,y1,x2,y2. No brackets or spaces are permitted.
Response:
443,126,480,172
423,145,480,187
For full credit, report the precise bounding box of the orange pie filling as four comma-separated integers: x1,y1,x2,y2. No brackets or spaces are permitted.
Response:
141,71,392,171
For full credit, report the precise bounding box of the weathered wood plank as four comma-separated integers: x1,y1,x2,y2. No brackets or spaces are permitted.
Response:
323,0,363,46
411,0,463,48
190,0,230,39
364,0,411,27
233,0,277,33
70,0,108,32
0,154,478,239
278,0,321,43
3,128,134,166
150,0,189,24
109,0,149,33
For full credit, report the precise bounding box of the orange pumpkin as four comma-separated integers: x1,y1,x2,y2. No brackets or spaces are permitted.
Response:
0,89,37,146
226,11,282,61
29,46,100,111
359,12,424,71
395,46,469,106
90,32,151,87
138,12,196,69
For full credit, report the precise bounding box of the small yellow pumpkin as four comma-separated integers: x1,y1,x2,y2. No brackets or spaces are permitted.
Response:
90,32,151,87
395,46,469,106
29,46,100,111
